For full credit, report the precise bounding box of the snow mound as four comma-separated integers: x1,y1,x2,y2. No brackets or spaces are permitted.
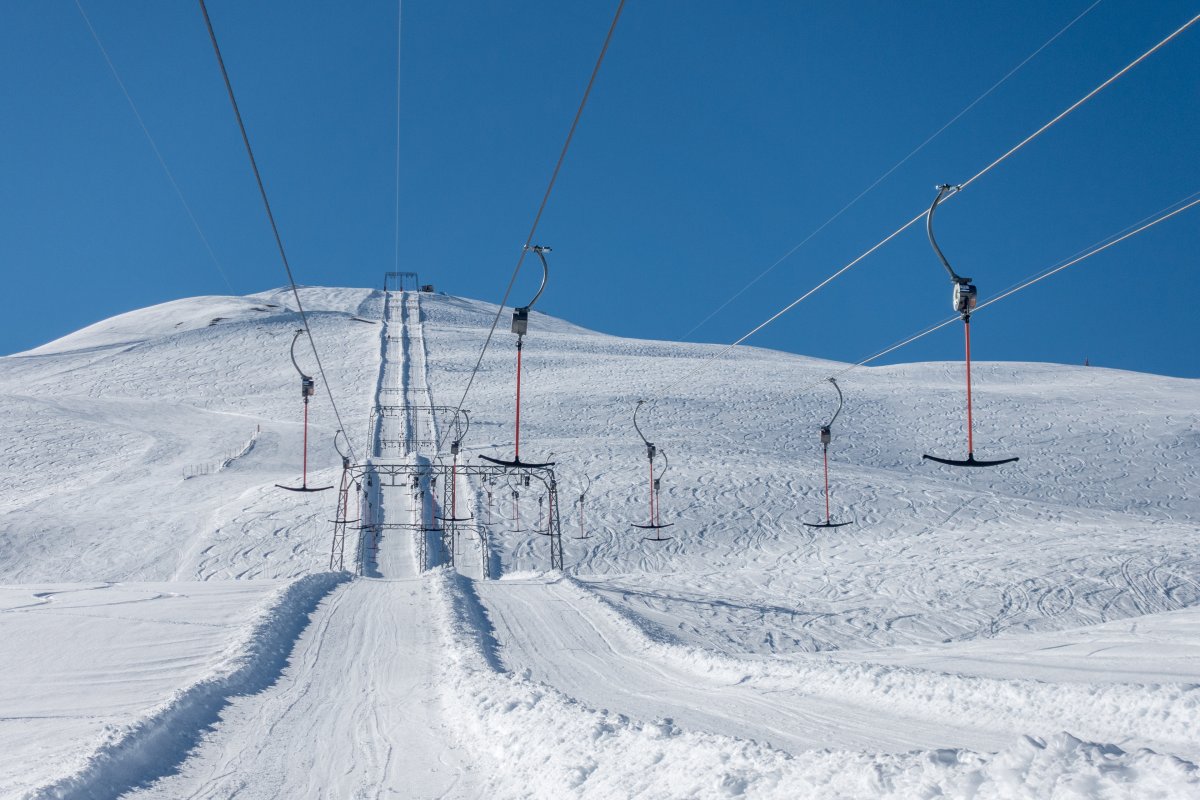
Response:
27,572,348,800
431,569,1197,799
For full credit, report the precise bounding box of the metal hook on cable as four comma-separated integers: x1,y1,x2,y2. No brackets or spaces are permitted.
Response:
927,185,976,318
450,409,471,456
334,429,351,470
511,245,551,337
820,377,844,442
634,399,655,463
289,329,315,402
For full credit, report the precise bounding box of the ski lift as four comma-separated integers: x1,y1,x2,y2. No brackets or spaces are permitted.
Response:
444,410,472,523
921,185,1019,468
631,400,674,542
277,329,333,491
573,475,593,539
533,478,563,539
804,379,853,528
533,493,550,537
482,245,555,469
509,487,528,533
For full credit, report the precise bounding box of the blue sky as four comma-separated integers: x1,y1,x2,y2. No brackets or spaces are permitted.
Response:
3,1,1198,377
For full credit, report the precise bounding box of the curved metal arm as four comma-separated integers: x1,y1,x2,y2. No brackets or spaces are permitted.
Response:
522,245,551,311
288,329,312,380
633,399,657,461
657,449,670,483
578,474,592,504
334,429,350,460
823,378,844,431
452,409,471,446
927,185,969,284
633,400,651,447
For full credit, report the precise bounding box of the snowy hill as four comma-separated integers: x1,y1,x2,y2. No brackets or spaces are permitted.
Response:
1,287,1198,798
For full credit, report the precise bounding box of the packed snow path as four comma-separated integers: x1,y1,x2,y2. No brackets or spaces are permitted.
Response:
476,575,1014,754
128,291,478,799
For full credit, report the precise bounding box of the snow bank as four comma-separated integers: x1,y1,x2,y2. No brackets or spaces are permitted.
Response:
563,575,1200,757
431,570,1198,799
27,572,349,800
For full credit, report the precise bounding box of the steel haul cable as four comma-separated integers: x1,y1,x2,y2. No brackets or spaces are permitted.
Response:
438,0,627,450
682,0,1104,339
76,0,235,294
198,0,357,462
652,10,1200,403
394,0,403,274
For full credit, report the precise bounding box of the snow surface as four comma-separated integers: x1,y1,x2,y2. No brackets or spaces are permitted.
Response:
1,286,1198,797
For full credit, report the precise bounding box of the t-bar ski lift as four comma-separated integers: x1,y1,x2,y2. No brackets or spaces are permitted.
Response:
481,245,556,470
921,185,1019,468
631,400,673,542
805,378,853,528
277,329,333,491
573,475,593,540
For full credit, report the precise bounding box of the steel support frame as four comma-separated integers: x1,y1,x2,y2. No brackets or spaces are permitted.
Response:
331,459,564,575
384,271,419,293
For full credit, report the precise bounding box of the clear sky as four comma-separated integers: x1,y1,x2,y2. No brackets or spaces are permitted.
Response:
3,1,1198,378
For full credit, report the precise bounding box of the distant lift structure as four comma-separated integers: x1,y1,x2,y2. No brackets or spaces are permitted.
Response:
805,378,852,528
384,271,419,293
632,400,673,542
277,329,333,492
482,245,555,469
921,185,1019,468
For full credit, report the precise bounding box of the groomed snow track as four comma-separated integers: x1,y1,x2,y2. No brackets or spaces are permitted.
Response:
122,290,480,799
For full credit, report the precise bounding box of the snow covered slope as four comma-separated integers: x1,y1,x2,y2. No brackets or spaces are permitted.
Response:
0,287,381,582
420,294,1200,653
1,287,1198,797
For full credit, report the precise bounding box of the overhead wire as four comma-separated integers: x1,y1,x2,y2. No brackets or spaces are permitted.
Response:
817,190,1200,390
197,0,357,462
75,0,235,294
438,0,627,449
650,9,1200,405
394,0,403,273
960,11,1200,191
681,0,1104,339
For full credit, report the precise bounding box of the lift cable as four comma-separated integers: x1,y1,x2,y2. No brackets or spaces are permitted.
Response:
652,10,1200,405
681,0,1104,339
394,0,404,273
198,0,357,462
440,0,627,450
960,11,1200,192
75,0,235,294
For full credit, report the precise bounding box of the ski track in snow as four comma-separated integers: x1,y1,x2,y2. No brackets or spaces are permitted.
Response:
1,287,1199,796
